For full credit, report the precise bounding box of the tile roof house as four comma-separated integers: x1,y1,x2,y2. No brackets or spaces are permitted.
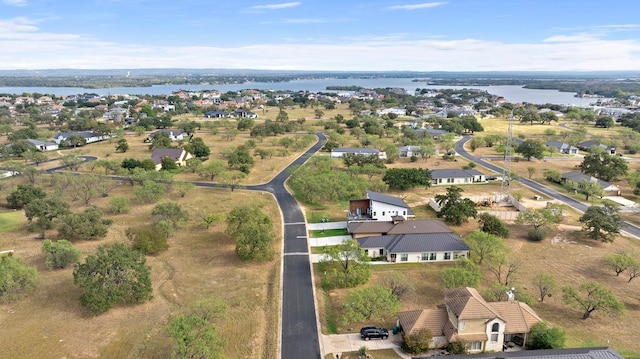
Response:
398,287,543,353
579,141,616,155
545,141,578,155
431,169,485,186
330,147,387,160
561,171,621,196
357,232,469,263
347,191,414,222
151,148,193,171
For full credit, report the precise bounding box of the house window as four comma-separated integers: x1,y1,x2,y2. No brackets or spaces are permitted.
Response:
447,178,454,183
421,252,428,260
373,212,376,217
470,341,482,351
382,211,385,216
491,323,499,342
444,252,451,260
400,254,408,262
380,249,384,256
429,253,436,260
459,321,465,330
438,179,442,184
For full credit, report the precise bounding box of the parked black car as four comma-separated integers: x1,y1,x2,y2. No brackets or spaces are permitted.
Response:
360,326,389,340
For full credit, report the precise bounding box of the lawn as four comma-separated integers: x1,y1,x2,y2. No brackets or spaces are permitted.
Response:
0,180,282,359
309,228,349,238
325,349,402,359
0,210,23,232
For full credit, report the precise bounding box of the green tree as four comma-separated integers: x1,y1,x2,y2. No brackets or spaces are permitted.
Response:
402,328,433,355
200,213,223,229
74,243,152,314
579,204,622,243
198,160,226,181
225,205,275,261
378,271,414,300
227,146,254,173
516,207,562,241
24,197,71,237
127,226,169,255
160,156,178,171
184,137,211,158
477,212,509,238
0,255,39,302
533,273,557,303
529,322,566,349
575,179,604,202
562,281,623,319
516,139,546,160
108,196,131,214
151,201,189,237
174,181,195,198
320,239,371,289
57,206,113,241
439,258,482,288
167,300,226,359
133,180,166,203
605,252,637,276
340,285,400,325
544,169,562,183
527,166,536,179
149,131,173,149
42,239,81,269
464,230,508,265
6,184,46,209
65,134,87,148
60,154,84,171
580,150,628,181
382,168,431,190
115,138,129,153
435,186,477,225
595,116,614,128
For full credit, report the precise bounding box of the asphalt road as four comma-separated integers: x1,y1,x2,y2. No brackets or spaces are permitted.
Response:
249,133,327,359
455,135,640,239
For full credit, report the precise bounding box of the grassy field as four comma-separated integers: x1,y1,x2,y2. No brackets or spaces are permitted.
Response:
0,182,282,358
0,210,23,232
324,349,402,359
309,229,349,238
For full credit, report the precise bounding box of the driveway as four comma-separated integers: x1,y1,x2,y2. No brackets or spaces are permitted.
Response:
322,333,410,358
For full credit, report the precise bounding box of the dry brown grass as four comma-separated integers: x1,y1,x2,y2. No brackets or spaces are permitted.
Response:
0,179,281,359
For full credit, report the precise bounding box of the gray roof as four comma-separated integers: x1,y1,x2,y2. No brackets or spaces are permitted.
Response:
54,131,97,139
545,141,578,151
358,233,469,253
26,138,57,146
561,171,616,190
151,148,187,164
366,191,414,215
435,347,623,359
150,129,187,138
332,147,380,154
348,219,452,235
579,141,614,150
430,169,484,179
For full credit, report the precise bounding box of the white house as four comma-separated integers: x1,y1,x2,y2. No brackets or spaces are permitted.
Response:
357,233,469,263
545,141,578,155
330,147,387,160
579,141,616,155
151,148,193,171
147,129,188,142
431,169,485,185
26,139,59,151
398,145,423,158
52,131,113,145
348,191,414,222
561,171,621,196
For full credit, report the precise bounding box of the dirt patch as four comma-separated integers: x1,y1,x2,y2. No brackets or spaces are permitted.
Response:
551,224,583,245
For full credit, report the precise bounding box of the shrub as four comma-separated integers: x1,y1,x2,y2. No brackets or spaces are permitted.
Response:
527,227,547,241
410,155,418,162
108,196,131,214
0,256,39,302
401,328,432,355
529,322,566,349
127,226,169,255
446,340,467,355
42,239,82,269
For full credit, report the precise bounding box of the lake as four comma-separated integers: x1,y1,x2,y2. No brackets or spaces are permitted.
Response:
0,78,601,106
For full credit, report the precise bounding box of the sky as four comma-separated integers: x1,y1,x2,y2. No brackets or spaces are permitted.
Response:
1,0,640,72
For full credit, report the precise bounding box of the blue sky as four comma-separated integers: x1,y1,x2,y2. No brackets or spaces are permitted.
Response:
2,0,640,71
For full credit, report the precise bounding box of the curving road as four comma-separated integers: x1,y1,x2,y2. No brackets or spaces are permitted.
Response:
455,135,640,239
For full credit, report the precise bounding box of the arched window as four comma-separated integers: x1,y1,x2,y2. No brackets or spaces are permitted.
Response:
491,323,500,342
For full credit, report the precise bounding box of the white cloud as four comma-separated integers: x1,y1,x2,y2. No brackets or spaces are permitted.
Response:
387,2,447,10
251,2,301,10
2,0,27,6
1,22,640,71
